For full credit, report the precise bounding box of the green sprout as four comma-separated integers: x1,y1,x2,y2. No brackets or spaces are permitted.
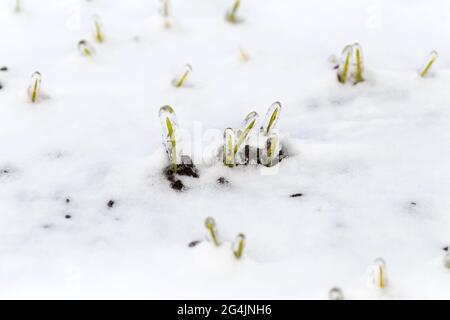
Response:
29,71,42,103
419,50,438,78
329,287,344,300
353,43,364,83
264,133,279,167
204,217,220,246
159,0,171,28
172,64,192,88
223,128,235,167
338,45,353,84
78,40,95,57
225,0,241,23
232,233,245,259
15,0,21,13
261,101,281,136
373,258,386,289
234,111,258,155
159,105,179,174
93,15,104,43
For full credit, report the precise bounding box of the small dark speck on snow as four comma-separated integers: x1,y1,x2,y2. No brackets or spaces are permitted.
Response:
107,200,115,208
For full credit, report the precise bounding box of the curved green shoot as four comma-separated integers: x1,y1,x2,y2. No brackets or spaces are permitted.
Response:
266,134,279,166
172,64,192,88
166,117,177,173
93,15,104,43
232,233,245,259
234,111,258,155
262,102,281,135
30,72,42,103
226,0,241,23
420,51,438,78
374,258,386,289
159,105,179,174
354,43,364,83
338,45,352,84
224,128,235,167
204,217,220,246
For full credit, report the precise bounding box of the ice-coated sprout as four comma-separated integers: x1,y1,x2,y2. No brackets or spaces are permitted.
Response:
329,287,344,300
419,50,438,78
225,0,241,23
78,40,95,56
261,132,280,167
261,101,281,136
353,43,364,83
370,258,387,289
234,111,258,155
159,0,171,28
232,233,245,259
172,64,192,88
223,128,235,167
159,105,181,173
28,71,42,103
338,45,353,84
204,217,220,246
93,15,104,43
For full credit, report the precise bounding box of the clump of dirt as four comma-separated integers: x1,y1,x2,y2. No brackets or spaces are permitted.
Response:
163,155,199,191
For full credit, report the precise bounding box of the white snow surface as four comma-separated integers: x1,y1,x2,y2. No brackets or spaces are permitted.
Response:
1,0,450,299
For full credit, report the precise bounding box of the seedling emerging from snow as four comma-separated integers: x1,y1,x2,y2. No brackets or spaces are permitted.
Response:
232,233,245,259
223,128,235,167
172,64,192,88
78,40,95,56
353,43,364,83
369,258,387,289
234,111,258,155
28,72,42,103
329,287,344,300
443,247,450,268
159,105,180,174
225,0,241,23
159,0,172,28
262,133,280,167
261,101,281,136
338,45,353,84
93,15,104,43
239,47,250,62
15,0,21,13
419,51,438,78
204,217,220,246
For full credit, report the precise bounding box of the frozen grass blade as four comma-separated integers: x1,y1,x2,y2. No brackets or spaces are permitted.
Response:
78,40,95,56
261,101,281,136
172,64,192,88
29,71,42,103
224,128,235,167
232,233,245,259
265,133,279,167
93,15,104,43
353,43,364,83
159,0,171,28
225,0,240,23
329,287,344,300
204,217,220,246
159,105,179,174
338,45,352,84
234,111,258,155
370,258,386,289
419,50,438,78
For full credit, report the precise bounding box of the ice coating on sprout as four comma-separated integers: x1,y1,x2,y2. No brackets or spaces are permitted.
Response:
261,102,281,136
204,217,220,246
232,233,245,259
329,287,344,300
225,0,241,23
223,128,235,167
353,43,364,83
260,132,280,167
93,15,104,43
368,258,387,289
338,45,353,84
419,50,438,78
159,0,171,28
159,105,181,173
78,40,95,56
172,64,192,88
28,72,42,103
234,111,258,155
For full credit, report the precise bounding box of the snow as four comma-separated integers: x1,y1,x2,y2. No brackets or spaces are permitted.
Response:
1,0,450,299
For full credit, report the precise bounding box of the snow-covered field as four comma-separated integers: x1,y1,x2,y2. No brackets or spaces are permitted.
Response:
1,0,450,299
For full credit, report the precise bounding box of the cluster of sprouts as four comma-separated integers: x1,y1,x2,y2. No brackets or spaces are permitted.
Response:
223,102,282,168
204,217,246,260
